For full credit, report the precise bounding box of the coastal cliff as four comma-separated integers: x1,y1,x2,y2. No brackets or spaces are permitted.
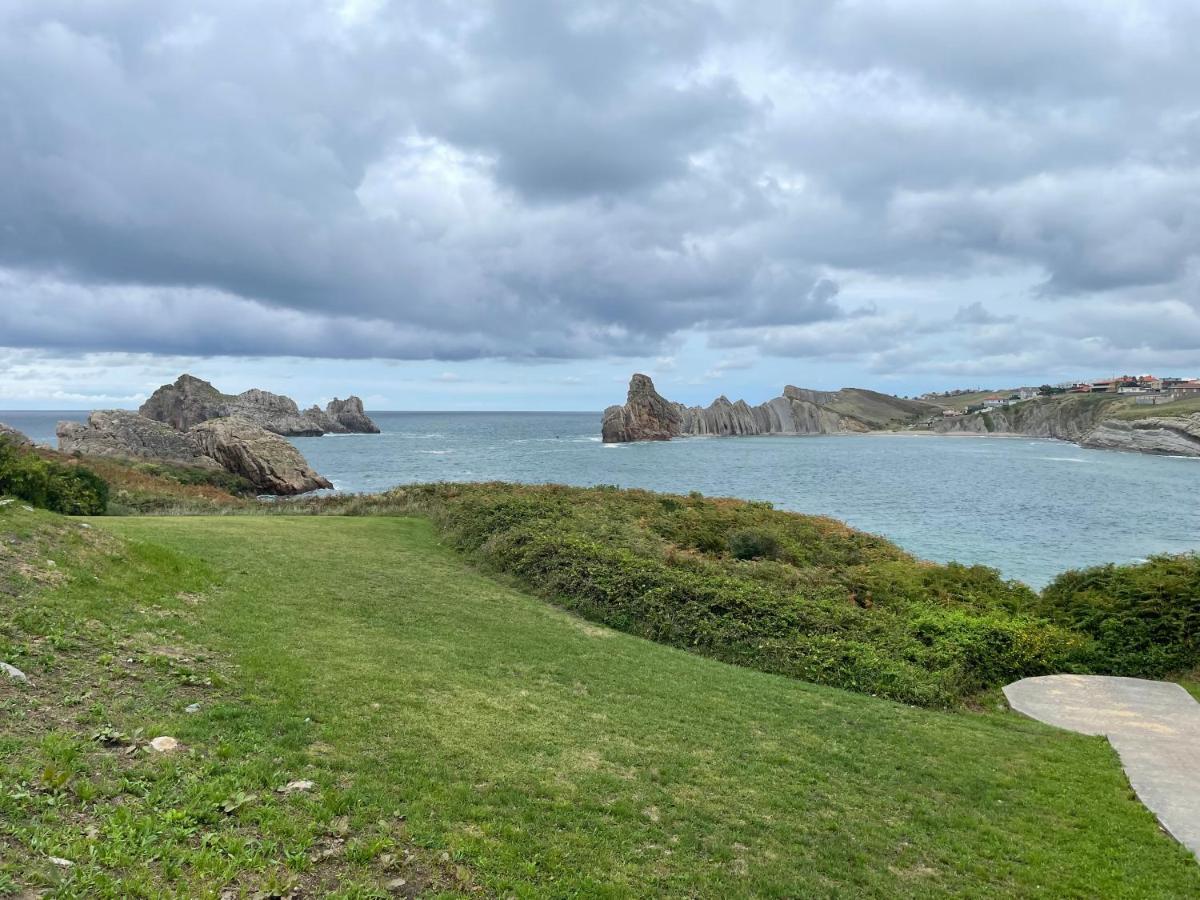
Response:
139,375,379,437
932,395,1120,442
602,375,936,442
932,395,1200,457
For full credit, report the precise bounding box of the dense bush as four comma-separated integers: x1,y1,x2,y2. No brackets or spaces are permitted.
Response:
728,527,780,560
0,437,108,515
1038,555,1200,678
301,482,1085,706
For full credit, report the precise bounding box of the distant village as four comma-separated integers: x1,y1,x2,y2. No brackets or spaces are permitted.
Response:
920,374,1200,418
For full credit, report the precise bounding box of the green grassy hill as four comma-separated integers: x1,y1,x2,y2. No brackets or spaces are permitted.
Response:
3,504,1198,897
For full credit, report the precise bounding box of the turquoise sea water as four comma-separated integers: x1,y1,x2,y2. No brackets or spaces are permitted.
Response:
7,409,1198,587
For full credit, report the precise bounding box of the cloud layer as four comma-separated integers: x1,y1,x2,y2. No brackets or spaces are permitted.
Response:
2,0,1199,386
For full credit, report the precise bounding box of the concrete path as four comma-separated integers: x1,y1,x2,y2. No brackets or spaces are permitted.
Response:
1004,674,1200,859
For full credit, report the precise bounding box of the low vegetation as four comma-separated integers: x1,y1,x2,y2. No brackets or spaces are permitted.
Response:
1038,554,1200,679
0,437,108,515
4,505,1198,896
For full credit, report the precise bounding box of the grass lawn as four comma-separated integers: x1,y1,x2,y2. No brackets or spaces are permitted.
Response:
3,511,1199,897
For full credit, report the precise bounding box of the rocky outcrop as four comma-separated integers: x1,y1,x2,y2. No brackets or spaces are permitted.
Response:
56,410,332,494
139,375,379,436
602,374,683,442
1080,415,1200,456
190,417,332,495
325,396,380,434
0,423,33,447
602,375,929,442
57,411,222,469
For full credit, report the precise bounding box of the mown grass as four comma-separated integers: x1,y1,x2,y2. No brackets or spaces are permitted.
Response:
261,483,1188,708
4,506,1198,896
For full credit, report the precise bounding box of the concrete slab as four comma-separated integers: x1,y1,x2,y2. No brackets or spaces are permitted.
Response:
1004,674,1200,859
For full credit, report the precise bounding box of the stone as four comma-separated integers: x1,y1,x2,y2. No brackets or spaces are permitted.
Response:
325,396,380,434
0,422,34,447
56,411,222,469
185,702,202,714
189,417,333,495
48,856,74,868
1005,674,1200,859
277,779,316,794
1,661,29,682
148,736,180,753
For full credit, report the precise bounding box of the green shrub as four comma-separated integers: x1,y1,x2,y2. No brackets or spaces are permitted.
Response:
728,528,780,560
1038,555,1200,678
0,437,108,515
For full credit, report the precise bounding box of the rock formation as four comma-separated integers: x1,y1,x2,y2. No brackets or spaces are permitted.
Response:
139,375,379,436
190,417,333,494
57,410,332,494
57,411,222,470
602,375,936,442
929,395,1200,457
931,395,1119,442
601,374,683,442
0,423,33,447
326,396,381,434
1079,414,1200,456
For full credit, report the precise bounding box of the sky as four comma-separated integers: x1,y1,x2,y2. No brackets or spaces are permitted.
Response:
2,0,1199,411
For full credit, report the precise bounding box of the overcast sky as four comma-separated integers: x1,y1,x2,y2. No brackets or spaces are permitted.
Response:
2,0,1199,410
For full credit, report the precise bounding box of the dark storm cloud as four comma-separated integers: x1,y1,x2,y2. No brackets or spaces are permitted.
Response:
1,0,1198,368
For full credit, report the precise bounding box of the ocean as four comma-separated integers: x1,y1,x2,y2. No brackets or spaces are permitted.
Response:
7,409,1199,588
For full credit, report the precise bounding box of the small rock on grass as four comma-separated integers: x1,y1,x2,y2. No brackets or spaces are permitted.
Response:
277,779,316,795
149,736,180,753
1,662,28,682
185,702,202,714
48,856,74,868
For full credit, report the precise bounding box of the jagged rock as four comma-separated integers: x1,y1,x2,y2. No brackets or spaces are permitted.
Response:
1080,414,1200,456
0,422,33,447
303,405,347,434
326,396,380,434
140,374,379,436
56,411,222,469
602,374,928,442
190,417,333,495
139,374,230,431
602,374,682,442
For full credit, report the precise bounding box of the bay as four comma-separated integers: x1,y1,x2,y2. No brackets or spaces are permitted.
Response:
6,409,1198,588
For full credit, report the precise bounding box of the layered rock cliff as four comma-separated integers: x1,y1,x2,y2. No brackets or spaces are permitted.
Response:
931,395,1120,442
602,375,934,442
931,395,1200,457
57,410,331,494
1079,414,1200,456
139,375,379,436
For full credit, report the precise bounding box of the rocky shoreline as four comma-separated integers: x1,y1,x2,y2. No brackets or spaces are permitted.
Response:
603,373,1200,458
